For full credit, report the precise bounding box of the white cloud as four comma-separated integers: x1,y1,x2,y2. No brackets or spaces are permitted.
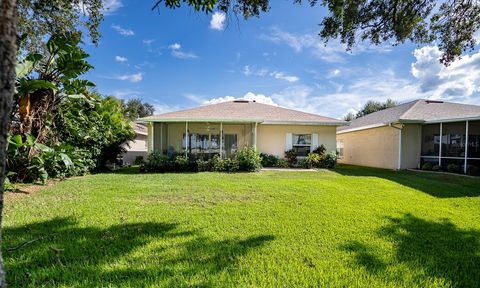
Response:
109,88,141,99
102,0,123,14
143,39,155,45
328,69,341,78
152,103,183,114
169,43,181,50
243,65,299,82
270,71,299,83
203,92,278,106
411,45,480,103
116,72,143,82
115,55,127,63
172,50,198,59
260,26,391,63
168,43,198,59
210,12,226,31
111,24,134,36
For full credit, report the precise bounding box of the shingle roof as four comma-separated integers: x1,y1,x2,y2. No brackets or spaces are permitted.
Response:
142,100,347,125
338,99,480,133
132,123,147,135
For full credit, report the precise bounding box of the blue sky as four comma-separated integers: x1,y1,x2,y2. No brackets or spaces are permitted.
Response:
83,0,480,119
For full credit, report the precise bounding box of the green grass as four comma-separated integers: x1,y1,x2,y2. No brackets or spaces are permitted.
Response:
3,165,480,287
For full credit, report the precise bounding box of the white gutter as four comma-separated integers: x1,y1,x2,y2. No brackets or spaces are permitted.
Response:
262,120,349,126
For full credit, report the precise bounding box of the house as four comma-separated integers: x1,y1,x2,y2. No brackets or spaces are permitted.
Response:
337,99,480,173
141,100,347,159
121,123,148,164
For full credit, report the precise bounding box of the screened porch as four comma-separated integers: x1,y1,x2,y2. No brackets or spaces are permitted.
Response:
147,121,258,158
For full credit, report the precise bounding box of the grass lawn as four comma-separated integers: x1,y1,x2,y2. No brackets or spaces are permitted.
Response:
3,165,480,287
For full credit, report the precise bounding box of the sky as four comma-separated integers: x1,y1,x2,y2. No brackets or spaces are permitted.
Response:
82,0,480,119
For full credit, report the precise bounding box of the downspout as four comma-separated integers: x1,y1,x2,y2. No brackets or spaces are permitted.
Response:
389,123,404,170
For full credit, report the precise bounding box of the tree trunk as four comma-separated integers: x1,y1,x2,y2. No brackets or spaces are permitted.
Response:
0,0,17,286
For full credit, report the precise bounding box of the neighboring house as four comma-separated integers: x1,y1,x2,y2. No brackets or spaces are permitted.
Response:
141,100,347,159
122,123,148,164
337,99,480,173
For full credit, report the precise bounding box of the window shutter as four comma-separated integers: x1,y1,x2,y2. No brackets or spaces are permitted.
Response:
312,133,319,150
285,133,293,151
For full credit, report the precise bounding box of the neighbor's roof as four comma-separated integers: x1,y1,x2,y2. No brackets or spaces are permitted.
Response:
132,123,148,135
338,99,480,133
141,100,348,125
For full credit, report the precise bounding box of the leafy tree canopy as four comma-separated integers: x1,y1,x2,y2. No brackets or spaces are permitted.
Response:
18,0,104,53
316,0,480,65
346,99,397,120
122,98,155,120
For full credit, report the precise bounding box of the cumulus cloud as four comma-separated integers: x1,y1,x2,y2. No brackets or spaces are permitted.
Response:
168,43,198,59
203,92,278,106
411,46,480,102
117,72,142,82
111,24,134,36
115,55,127,63
210,12,226,31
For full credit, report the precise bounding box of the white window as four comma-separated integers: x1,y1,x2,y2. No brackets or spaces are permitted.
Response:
337,140,344,158
292,134,312,157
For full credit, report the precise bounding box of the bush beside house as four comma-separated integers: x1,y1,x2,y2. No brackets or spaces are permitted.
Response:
142,147,262,173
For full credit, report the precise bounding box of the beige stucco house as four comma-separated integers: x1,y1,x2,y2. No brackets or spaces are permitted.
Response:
121,123,148,164
141,100,347,159
337,99,480,173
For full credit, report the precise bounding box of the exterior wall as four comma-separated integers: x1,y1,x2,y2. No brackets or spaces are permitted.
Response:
337,126,400,170
401,124,422,169
256,124,337,158
122,134,148,164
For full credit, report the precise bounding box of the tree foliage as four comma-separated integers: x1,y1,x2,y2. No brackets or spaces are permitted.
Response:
7,34,134,184
18,0,104,53
152,0,269,18
354,99,397,119
314,0,480,65
122,98,155,120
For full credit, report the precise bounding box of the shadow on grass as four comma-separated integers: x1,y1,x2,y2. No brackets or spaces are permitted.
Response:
342,214,480,287
335,164,480,198
4,217,274,287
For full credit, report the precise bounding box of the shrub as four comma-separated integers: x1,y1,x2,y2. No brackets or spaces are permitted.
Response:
323,152,337,169
421,162,433,171
236,147,262,172
211,155,239,172
224,158,240,172
174,156,190,172
467,165,480,176
296,158,309,169
196,159,211,172
285,149,297,166
276,158,289,168
306,152,322,168
447,163,460,174
144,151,170,172
312,145,326,157
260,153,278,167
432,165,441,172
133,156,145,165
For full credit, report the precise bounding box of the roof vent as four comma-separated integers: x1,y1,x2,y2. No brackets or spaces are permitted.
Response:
426,100,444,104
233,99,250,103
